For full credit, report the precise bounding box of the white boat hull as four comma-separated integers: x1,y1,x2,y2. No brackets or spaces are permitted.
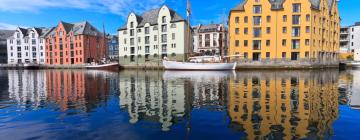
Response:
163,61,236,70
351,62,360,67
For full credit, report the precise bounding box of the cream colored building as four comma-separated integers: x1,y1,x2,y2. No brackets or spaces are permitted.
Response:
118,5,192,67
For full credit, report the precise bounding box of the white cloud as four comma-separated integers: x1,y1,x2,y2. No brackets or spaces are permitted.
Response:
0,22,19,30
0,0,166,17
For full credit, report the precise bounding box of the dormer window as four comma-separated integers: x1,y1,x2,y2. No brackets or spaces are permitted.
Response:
130,22,134,28
162,16,166,23
16,32,20,38
32,33,35,38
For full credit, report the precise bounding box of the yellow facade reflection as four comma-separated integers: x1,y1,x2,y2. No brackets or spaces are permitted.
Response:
228,70,339,140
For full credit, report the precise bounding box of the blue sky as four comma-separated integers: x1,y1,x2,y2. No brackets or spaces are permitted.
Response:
0,0,359,34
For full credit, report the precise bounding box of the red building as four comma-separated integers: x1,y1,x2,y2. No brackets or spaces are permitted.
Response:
45,21,107,65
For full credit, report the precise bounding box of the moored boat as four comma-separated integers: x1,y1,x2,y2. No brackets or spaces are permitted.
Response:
163,56,236,70
85,63,119,70
351,61,360,68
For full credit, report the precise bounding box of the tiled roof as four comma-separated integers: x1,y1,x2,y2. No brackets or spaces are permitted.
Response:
231,0,336,11
8,27,49,39
0,30,15,42
118,5,186,31
46,21,104,37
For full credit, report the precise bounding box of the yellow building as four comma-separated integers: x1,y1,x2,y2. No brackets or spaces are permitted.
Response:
228,0,340,67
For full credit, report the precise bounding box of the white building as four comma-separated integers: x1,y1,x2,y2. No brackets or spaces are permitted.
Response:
192,24,227,56
118,5,191,66
7,27,50,64
340,27,350,53
349,22,360,52
354,48,360,61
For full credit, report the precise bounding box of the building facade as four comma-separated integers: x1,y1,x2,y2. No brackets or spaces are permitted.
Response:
7,27,48,64
118,5,191,67
0,30,15,64
349,22,360,52
107,35,119,60
229,0,340,67
45,21,107,65
340,27,350,53
192,24,228,56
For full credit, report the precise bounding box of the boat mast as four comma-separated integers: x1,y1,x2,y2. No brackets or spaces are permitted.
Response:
186,0,192,61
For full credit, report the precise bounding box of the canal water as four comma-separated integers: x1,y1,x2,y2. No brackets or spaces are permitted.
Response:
0,69,359,140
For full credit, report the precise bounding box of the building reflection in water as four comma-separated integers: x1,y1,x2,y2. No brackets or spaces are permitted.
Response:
8,70,47,108
7,70,115,112
228,70,340,140
119,71,233,131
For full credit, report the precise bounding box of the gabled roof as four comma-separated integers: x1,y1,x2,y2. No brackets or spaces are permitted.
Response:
0,30,15,40
46,21,104,38
118,5,186,31
18,27,28,36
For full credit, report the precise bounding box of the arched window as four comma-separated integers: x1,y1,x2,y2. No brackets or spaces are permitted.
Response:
154,53,158,58
162,16,166,23
124,55,128,58
171,53,176,57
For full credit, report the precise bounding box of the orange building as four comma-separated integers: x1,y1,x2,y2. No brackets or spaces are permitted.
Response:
45,21,107,65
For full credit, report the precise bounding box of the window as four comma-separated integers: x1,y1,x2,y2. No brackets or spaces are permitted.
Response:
292,15,301,25
154,35,158,41
244,16,248,23
138,37,141,43
283,15,287,22
145,27,150,34
169,34,174,41
266,16,271,23
305,39,310,46
253,5,262,14
282,39,287,46
292,39,300,49
244,40,248,47
244,28,248,34
145,36,150,44
305,52,309,58
266,52,270,58
244,52,248,59
283,27,287,34
235,40,240,47
293,4,301,13
161,34,167,43
306,14,310,22
235,17,240,23
253,16,262,25
266,27,271,34
162,44,167,53
253,40,261,50
282,52,286,58
253,27,262,37
306,26,310,33
32,39,36,45
292,27,301,37
130,29,134,36
130,38,134,45
130,22,134,28
266,40,270,46
235,28,240,34
162,16,166,23
31,33,35,38
145,46,150,53
161,25,167,32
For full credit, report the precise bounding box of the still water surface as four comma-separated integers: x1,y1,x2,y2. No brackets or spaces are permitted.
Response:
0,69,359,140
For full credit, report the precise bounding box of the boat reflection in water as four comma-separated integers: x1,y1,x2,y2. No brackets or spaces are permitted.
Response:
7,70,117,112
119,70,340,139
